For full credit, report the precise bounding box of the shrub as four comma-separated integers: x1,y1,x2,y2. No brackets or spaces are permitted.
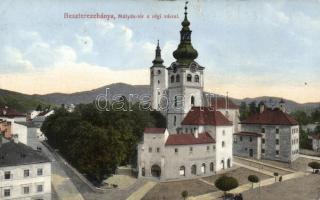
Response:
181,190,188,200
215,175,239,199
248,175,259,188
308,162,320,173
273,172,279,182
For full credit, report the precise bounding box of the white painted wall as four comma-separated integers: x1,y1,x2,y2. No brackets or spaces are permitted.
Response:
0,162,51,200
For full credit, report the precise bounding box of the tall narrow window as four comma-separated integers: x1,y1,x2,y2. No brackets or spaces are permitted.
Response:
191,96,195,106
195,75,199,82
171,75,175,83
174,115,176,126
187,74,192,82
174,96,178,107
176,74,180,82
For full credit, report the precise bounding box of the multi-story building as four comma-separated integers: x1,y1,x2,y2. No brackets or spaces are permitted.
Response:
0,141,52,200
233,101,300,162
0,107,26,122
137,2,236,180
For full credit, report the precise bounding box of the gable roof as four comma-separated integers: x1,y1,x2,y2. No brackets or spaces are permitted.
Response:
241,108,298,126
310,133,320,140
165,132,215,146
181,107,232,126
210,97,239,109
234,132,262,137
0,141,50,167
0,107,26,118
144,128,166,134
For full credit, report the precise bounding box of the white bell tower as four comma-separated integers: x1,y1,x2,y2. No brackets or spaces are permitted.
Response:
150,40,167,111
166,2,204,134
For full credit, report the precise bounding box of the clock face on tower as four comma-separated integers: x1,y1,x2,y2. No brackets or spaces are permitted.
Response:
190,62,198,72
171,62,178,73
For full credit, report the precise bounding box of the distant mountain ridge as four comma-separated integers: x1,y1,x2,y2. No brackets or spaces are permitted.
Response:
1,82,319,113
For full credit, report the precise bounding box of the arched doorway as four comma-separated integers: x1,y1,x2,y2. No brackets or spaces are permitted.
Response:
201,163,206,174
179,166,185,176
191,164,197,175
210,162,214,172
151,164,161,178
227,158,231,168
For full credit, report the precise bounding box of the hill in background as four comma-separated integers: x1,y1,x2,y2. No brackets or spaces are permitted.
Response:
0,82,319,113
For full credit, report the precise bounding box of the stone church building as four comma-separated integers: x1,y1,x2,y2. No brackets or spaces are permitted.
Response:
137,3,238,180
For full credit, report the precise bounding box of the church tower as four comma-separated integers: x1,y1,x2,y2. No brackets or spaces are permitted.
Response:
167,2,205,134
150,40,167,111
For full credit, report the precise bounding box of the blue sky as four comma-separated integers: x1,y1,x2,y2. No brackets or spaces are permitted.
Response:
0,0,319,103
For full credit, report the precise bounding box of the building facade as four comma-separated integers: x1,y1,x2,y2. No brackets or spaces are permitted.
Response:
233,102,300,162
0,141,51,200
138,3,236,181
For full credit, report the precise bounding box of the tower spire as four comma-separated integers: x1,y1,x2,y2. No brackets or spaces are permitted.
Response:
152,40,164,65
173,1,198,65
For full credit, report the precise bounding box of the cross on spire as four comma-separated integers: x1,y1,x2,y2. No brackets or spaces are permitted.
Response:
184,1,189,16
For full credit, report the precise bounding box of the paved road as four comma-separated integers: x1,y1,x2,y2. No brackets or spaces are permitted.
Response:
39,142,85,200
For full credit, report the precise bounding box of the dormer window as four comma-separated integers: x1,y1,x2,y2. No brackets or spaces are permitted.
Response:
187,74,192,82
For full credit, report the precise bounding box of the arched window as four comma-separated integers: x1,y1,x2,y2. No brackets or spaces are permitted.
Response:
187,74,192,82
195,75,199,82
191,96,195,106
176,74,180,82
179,166,185,176
158,80,160,84
142,167,145,176
191,164,197,175
157,70,161,74
171,75,175,83
222,141,225,147
210,162,214,172
174,115,176,126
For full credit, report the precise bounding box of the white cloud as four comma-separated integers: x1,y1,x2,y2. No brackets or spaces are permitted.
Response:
1,46,34,72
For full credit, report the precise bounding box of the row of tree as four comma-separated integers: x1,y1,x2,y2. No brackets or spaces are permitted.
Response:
41,102,166,185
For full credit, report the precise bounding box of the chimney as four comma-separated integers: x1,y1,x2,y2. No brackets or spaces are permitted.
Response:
279,99,286,112
12,134,19,143
194,128,199,138
260,102,265,113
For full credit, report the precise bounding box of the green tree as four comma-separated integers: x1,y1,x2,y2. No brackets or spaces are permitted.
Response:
41,102,166,184
214,175,239,199
248,175,259,188
273,172,279,182
249,101,257,116
239,102,249,121
181,190,188,200
308,162,320,173
300,129,312,150
290,110,310,125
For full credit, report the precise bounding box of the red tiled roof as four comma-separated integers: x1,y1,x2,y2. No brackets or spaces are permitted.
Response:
165,132,215,146
241,108,298,125
210,97,239,109
181,107,232,126
144,128,166,134
234,132,262,137
0,107,26,118
310,133,320,140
